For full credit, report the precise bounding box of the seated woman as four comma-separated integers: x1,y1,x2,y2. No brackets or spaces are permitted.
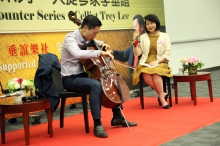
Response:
132,14,172,109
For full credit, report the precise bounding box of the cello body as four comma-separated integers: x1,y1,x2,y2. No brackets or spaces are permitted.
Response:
81,42,130,108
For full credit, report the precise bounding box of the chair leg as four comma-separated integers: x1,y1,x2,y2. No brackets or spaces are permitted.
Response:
139,75,144,109
82,95,89,133
162,76,172,107
162,76,167,93
166,77,172,107
60,98,66,128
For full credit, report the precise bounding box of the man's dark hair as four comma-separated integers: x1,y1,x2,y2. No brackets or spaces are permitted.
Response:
144,14,161,33
133,14,145,28
81,15,102,29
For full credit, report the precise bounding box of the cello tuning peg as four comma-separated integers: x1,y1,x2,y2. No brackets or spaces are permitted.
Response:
69,11,75,16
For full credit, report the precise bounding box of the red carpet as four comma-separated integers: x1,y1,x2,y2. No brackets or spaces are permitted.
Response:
2,97,220,146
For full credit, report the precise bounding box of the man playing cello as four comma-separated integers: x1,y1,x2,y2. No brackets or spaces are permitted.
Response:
61,14,137,138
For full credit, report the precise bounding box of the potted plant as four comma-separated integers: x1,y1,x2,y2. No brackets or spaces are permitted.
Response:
180,56,204,74
6,78,35,103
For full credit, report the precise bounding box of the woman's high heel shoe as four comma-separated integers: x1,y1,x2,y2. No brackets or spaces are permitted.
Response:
163,105,170,109
158,98,162,106
157,94,169,106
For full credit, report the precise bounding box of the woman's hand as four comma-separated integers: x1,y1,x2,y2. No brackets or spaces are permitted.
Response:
149,61,158,66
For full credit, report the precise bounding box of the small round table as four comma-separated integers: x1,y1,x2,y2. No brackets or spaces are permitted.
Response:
0,98,53,145
173,72,213,105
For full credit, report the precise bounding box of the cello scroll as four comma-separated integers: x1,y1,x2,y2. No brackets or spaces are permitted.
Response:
68,11,82,26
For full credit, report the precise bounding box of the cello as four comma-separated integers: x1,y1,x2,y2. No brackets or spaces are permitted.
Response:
68,11,130,109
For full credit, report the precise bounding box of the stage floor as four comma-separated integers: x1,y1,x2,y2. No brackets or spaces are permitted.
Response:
3,67,220,146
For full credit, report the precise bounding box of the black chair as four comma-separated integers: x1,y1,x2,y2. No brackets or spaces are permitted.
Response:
51,67,89,133
139,74,172,109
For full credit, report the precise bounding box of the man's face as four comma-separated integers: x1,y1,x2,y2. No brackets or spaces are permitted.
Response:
82,25,100,41
133,18,143,36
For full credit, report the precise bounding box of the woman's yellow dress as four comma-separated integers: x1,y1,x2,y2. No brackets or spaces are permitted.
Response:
133,35,172,85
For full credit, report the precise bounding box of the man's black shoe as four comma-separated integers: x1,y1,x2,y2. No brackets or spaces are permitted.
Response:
93,125,108,138
111,118,137,127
